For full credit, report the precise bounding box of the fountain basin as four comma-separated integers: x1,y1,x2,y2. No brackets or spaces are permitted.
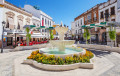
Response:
39,47,86,59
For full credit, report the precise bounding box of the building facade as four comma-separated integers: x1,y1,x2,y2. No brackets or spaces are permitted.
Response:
99,0,117,23
0,0,55,47
0,0,32,47
71,15,84,39
71,0,120,45
24,5,54,38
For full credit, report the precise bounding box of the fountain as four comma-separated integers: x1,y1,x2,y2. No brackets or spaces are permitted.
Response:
40,22,86,58
24,22,95,71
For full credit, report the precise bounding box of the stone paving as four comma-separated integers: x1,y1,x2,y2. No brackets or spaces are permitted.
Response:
0,48,120,76
0,50,34,76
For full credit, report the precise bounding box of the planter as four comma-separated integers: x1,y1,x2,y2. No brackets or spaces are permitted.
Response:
23,55,95,71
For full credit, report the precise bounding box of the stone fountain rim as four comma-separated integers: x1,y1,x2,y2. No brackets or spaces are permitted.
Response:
39,47,86,56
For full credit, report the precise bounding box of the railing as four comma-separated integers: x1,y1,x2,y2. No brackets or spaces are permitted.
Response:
88,19,92,23
93,17,97,22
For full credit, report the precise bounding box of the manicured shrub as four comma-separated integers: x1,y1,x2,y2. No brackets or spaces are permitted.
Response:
27,50,94,65
56,57,64,65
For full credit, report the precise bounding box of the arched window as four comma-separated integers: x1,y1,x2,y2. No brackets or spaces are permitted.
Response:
48,20,49,26
17,23,20,29
45,19,47,25
50,21,51,26
6,20,9,28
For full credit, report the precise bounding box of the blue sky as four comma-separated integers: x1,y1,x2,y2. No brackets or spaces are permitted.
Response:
6,0,107,29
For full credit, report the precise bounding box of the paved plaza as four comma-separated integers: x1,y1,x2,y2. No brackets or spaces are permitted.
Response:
0,47,120,76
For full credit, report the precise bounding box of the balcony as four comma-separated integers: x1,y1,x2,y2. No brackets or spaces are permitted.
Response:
88,19,92,23
93,17,97,22
85,21,87,25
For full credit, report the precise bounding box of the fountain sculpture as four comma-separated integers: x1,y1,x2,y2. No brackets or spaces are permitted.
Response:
40,22,86,58
49,25,75,51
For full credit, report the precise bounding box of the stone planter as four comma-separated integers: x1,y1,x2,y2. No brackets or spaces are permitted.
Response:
23,55,95,71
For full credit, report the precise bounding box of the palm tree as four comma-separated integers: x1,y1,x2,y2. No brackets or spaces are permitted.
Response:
26,27,31,46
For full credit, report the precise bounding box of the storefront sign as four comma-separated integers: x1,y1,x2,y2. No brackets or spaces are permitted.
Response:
4,32,7,35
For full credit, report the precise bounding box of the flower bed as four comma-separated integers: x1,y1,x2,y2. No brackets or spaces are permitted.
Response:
27,50,94,65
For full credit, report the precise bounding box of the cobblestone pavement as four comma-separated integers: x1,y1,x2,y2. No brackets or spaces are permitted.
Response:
0,49,120,76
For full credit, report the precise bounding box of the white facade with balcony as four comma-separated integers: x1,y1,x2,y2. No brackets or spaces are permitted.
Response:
99,0,118,23
24,5,54,38
24,5,54,27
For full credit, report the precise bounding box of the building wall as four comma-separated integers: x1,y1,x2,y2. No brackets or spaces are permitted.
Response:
117,0,120,22
3,8,32,29
99,0,117,23
24,5,53,27
84,5,99,25
32,16,40,26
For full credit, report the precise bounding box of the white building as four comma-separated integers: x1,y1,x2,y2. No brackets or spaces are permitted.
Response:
99,0,117,22
32,16,40,26
0,0,32,47
24,5,54,38
117,0,120,22
71,16,84,39
24,5,54,27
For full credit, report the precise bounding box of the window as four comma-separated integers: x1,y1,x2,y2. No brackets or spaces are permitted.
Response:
48,21,49,25
94,12,97,21
76,30,77,34
45,19,47,25
17,23,20,29
81,20,82,25
50,21,51,26
75,22,77,27
42,29,44,32
6,21,9,28
100,11,104,19
78,21,79,26
45,29,47,32
111,6,115,15
105,9,109,21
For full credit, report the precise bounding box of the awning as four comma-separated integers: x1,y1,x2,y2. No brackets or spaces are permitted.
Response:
23,25,36,29
90,24,95,26
36,26,45,29
100,22,107,25
46,27,54,30
40,26,45,28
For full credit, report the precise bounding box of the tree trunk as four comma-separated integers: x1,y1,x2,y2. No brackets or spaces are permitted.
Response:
27,37,29,46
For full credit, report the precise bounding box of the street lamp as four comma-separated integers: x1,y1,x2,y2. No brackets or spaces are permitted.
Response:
1,21,6,53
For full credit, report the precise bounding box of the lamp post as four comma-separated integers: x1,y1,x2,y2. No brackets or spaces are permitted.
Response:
1,21,6,53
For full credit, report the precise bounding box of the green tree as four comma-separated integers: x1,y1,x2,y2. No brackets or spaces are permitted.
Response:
50,30,54,40
83,28,90,44
109,27,116,47
26,27,31,46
